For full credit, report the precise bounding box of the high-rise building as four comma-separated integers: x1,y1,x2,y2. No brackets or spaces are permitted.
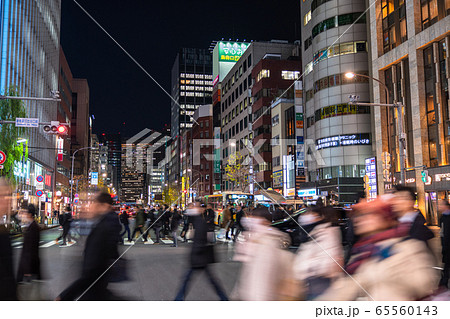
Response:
0,0,61,215
300,0,371,205
170,48,213,185
71,79,90,178
101,133,122,191
219,41,299,192
368,0,450,222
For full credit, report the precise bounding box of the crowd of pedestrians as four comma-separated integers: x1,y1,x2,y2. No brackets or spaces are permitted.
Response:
1,174,450,301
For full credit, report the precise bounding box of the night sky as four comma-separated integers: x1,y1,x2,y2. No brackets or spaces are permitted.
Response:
60,0,300,137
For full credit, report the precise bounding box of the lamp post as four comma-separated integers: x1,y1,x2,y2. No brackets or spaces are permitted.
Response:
345,72,406,185
70,147,94,206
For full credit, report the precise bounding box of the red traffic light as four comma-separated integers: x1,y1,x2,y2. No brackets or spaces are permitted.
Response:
57,125,68,135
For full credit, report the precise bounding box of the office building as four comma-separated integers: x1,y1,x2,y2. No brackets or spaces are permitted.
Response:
300,0,371,205
219,40,299,192
170,48,213,185
368,0,450,222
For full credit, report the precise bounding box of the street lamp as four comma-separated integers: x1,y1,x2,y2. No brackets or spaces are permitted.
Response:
70,147,94,205
345,72,406,185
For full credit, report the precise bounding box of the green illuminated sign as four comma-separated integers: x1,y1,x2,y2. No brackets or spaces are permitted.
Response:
218,42,249,62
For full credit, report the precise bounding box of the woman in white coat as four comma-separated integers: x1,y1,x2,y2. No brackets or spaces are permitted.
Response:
293,206,344,300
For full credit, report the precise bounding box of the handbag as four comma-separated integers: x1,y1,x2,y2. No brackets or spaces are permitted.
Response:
186,224,195,240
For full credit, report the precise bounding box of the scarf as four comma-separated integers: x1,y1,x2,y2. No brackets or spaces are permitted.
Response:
345,223,410,274
298,220,325,245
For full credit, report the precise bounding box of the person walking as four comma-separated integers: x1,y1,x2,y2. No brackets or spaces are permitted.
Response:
293,206,343,300
204,204,216,243
162,204,171,239
119,210,131,244
56,192,122,301
59,206,74,247
317,198,438,301
0,178,17,300
439,199,450,288
174,203,228,301
170,206,183,247
233,204,245,242
152,204,164,244
391,186,434,245
232,206,294,300
220,204,232,240
17,204,41,284
131,206,148,243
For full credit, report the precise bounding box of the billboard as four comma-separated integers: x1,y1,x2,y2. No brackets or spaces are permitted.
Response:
91,172,99,185
213,41,250,83
364,157,377,200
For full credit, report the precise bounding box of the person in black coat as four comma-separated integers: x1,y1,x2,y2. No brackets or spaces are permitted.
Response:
170,206,182,247
174,203,228,301
439,199,450,288
57,206,73,246
56,192,121,301
392,185,434,245
152,204,164,244
233,204,245,242
119,210,131,243
0,179,17,300
17,204,41,283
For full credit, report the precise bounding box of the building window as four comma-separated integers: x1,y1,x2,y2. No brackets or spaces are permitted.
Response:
424,47,439,167
312,13,366,39
272,135,280,146
272,114,280,127
273,156,280,167
257,69,270,82
382,0,407,53
281,71,301,80
421,0,439,30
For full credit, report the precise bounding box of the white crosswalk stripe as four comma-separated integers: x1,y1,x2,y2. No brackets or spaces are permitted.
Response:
39,241,57,248
161,239,173,244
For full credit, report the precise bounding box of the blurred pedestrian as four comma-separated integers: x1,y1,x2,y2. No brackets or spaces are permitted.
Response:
174,203,228,301
220,204,232,240
233,204,245,242
162,204,171,239
293,207,343,300
17,204,41,283
439,199,450,288
232,206,295,300
131,205,148,243
170,205,182,247
58,206,74,247
56,192,121,301
317,197,438,301
391,185,434,245
0,178,17,300
119,209,131,244
152,204,164,244
204,204,216,243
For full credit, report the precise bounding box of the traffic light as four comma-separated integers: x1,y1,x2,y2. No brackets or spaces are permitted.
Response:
43,121,68,135
421,170,428,183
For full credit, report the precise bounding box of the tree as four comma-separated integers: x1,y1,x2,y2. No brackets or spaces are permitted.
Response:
0,87,28,182
224,151,251,192
162,185,180,205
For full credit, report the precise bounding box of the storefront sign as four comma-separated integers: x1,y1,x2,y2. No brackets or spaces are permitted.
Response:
273,170,283,188
91,172,99,185
435,173,450,182
316,134,371,150
298,189,317,197
365,157,377,200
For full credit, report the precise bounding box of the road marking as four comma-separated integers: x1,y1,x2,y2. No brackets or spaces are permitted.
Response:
161,239,173,244
13,245,23,249
144,239,154,245
40,241,57,248
11,241,23,247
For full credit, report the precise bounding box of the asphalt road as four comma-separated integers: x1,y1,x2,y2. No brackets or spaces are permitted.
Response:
12,227,242,301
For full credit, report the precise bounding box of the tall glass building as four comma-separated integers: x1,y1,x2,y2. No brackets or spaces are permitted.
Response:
1,0,61,213
300,0,372,205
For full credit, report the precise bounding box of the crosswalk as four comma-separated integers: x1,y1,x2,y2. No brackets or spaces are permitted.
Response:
11,240,76,249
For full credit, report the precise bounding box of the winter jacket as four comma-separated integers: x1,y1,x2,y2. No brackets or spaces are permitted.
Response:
232,218,293,301
440,211,450,264
0,225,17,300
170,210,183,230
316,237,438,301
152,209,164,228
135,209,146,227
204,208,215,231
190,214,215,268
293,222,343,281
17,221,41,282
220,208,232,229
408,211,434,243
119,212,129,225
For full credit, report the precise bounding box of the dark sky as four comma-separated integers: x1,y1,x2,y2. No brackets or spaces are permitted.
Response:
61,0,300,137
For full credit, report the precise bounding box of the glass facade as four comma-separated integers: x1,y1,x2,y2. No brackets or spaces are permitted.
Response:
381,0,407,53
